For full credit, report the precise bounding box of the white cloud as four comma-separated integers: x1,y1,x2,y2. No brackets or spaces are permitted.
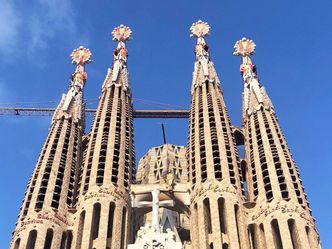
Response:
0,0,87,61
0,0,21,55
27,0,78,52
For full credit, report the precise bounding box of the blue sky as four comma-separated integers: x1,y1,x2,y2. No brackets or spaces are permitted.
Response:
0,0,331,247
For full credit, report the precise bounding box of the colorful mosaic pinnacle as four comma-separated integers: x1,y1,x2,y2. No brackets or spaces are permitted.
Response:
190,20,211,38
233,37,256,57
70,46,92,65
112,24,132,42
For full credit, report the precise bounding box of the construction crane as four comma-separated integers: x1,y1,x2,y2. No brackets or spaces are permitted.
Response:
0,98,190,118
0,107,189,118
0,99,245,147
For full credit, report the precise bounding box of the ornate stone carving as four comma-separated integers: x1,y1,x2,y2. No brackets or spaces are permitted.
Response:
190,181,238,203
250,200,315,226
83,186,130,206
128,223,182,249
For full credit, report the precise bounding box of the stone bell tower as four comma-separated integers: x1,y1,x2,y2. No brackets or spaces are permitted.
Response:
10,46,92,249
71,25,135,249
187,21,249,249
234,37,322,249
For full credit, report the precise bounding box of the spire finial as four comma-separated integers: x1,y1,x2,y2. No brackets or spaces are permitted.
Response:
190,20,211,38
190,20,211,83
70,46,92,65
233,37,258,84
112,24,132,42
70,46,92,92
233,38,272,116
233,37,256,57
110,25,132,85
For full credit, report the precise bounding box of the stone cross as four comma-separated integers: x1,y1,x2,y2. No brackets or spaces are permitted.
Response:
136,188,174,233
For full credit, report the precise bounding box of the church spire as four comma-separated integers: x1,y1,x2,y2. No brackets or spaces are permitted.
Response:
233,38,274,118
234,38,321,249
188,21,248,249
10,47,92,249
73,25,135,249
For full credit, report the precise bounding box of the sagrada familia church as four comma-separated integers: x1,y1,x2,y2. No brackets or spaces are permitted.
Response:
9,21,322,249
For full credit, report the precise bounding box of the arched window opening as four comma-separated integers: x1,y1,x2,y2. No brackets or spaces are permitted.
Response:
66,231,73,249
120,207,127,249
306,226,316,249
60,231,72,249
107,202,115,238
26,230,37,249
43,229,53,249
13,238,20,249
248,224,256,249
92,203,101,240
271,219,283,249
60,232,67,249
218,198,226,234
203,198,212,234
288,219,301,249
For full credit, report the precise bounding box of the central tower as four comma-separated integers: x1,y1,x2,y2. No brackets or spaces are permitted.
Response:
188,21,249,249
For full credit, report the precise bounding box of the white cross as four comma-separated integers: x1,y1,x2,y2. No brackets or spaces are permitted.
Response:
136,188,174,233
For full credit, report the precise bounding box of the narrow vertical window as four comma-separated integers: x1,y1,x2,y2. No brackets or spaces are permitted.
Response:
120,207,127,249
248,224,256,249
306,226,316,249
26,230,37,249
271,219,283,249
66,231,73,249
60,231,67,249
13,238,20,249
43,229,53,249
107,202,115,238
218,197,226,234
92,203,101,240
203,198,212,234
288,219,300,249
